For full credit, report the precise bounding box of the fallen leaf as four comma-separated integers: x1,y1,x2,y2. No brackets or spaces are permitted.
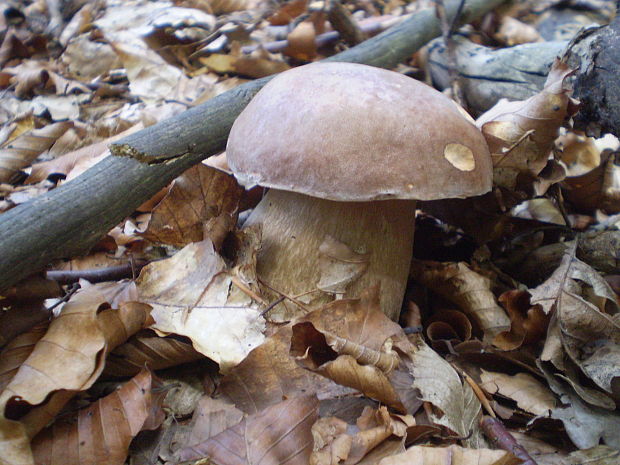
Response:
479,369,555,416
177,394,318,465
531,251,620,395
409,339,484,447
378,444,520,465
137,239,265,369
105,330,203,377
141,164,243,247
0,121,72,183
310,406,408,465
493,290,549,350
540,362,620,450
477,59,577,190
410,260,510,341
182,396,244,453
31,369,165,465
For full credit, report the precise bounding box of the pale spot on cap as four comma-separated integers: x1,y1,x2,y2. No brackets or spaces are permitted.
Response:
444,143,476,171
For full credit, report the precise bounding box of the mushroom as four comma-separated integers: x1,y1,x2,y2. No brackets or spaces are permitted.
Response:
226,62,492,321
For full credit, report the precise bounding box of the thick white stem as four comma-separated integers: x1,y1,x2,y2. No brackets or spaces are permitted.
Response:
243,190,416,321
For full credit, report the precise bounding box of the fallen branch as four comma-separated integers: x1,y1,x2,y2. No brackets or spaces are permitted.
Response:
0,0,507,291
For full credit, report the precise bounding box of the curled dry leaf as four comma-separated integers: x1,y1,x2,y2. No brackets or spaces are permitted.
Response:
426,309,472,353
290,287,422,413
219,319,352,414
0,121,72,183
177,394,319,465
1,287,150,408
378,444,520,465
31,369,165,465
292,321,404,412
493,289,549,351
137,239,265,370
410,260,510,341
478,369,556,417
476,59,578,191
105,330,203,377
27,124,142,184
311,406,408,465
0,60,90,98
141,164,243,248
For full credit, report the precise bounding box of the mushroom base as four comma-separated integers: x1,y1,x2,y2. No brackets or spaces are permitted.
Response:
243,189,416,321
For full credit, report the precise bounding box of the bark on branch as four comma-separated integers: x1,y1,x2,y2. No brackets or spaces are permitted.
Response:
0,0,507,291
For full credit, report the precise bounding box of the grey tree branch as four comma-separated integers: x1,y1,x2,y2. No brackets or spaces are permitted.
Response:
0,0,507,291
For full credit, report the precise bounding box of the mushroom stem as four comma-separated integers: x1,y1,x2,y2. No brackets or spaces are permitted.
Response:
244,189,416,321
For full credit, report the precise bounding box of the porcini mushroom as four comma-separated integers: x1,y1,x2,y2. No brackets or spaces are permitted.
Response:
226,62,492,321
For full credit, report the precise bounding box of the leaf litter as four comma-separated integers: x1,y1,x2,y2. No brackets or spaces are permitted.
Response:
1,0,620,464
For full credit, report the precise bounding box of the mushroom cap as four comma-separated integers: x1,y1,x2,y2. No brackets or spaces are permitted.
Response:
226,62,492,201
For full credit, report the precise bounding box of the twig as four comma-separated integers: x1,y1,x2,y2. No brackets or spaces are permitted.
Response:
46,261,148,284
46,282,81,313
241,14,401,54
230,274,268,306
480,416,538,465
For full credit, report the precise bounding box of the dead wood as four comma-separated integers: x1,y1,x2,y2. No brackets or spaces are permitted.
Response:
563,16,620,137
428,36,567,115
0,0,507,291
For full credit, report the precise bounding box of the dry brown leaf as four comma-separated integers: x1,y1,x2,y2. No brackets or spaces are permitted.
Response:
0,289,151,438
426,309,472,352
209,0,249,14
182,396,244,453
479,369,555,416
220,316,350,413
493,290,549,350
476,59,577,190
378,444,520,465
27,124,142,184
531,251,620,396
137,239,265,369
408,339,484,447
141,164,243,247
410,260,510,341
0,323,46,393
512,198,566,225
291,321,404,412
311,406,408,465
31,369,165,465
268,0,307,25
0,60,89,98
0,121,72,183
177,394,318,465
494,16,542,46
540,362,620,450
284,12,325,61
290,287,422,413
105,331,203,377
199,47,290,79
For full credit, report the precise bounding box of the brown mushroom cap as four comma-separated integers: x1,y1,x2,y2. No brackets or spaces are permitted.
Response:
227,62,492,202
